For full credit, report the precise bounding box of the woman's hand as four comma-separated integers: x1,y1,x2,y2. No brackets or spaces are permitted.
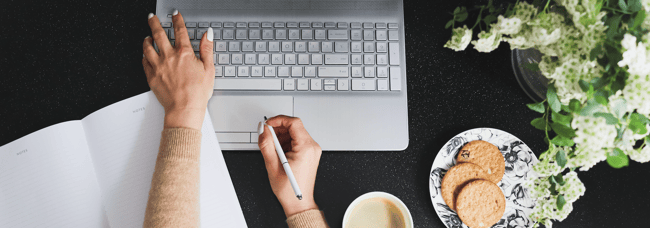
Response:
142,11,214,130
258,115,323,217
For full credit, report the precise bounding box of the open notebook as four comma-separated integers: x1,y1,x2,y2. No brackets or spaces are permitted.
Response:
0,92,248,227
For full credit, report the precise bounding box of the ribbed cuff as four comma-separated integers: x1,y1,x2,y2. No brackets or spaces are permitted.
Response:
287,209,329,228
159,128,202,162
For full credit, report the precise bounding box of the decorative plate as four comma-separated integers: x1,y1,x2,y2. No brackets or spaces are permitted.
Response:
429,128,539,228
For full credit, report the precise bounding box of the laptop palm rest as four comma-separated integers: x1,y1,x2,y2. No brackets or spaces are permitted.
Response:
208,96,293,143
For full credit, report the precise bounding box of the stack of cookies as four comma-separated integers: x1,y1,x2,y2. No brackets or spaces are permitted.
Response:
441,140,506,228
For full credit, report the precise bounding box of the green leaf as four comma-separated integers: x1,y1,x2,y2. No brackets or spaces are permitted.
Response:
551,122,577,138
552,136,575,147
605,42,623,64
483,14,497,24
628,0,643,12
629,113,650,134
523,63,540,72
547,85,562,113
606,15,623,39
445,20,454,29
589,44,603,60
580,99,606,116
554,174,566,186
552,112,573,127
556,149,568,168
595,95,608,106
611,99,627,119
594,112,619,125
579,80,590,92
455,7,468,22
527,102,546,113
454,6,460,14
557,194,567,210
632,10,646,29
531,117,550,131
618,0,628,11
569,99,582,113
607,148,629,168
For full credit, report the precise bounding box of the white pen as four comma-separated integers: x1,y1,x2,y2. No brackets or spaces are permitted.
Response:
258,116,303,200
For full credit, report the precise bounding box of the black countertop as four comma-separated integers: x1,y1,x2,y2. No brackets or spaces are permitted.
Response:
1,0,648,227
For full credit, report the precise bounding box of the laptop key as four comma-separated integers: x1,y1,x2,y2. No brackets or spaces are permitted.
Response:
318,67,348,77
389,67,401,91
351,22,362,28
299,22,310,28
186,22,197,28
388,30,398,40
214,79,282,91
223,30,234,39
287,22,298,28
311,79,322,90
388,23,398,29
352,79,375,91
328,30,348,40
161,22,172,28
224,22,235,28
199,22,209,28
389,43,400,65
325,54,349,64
236,22,247,28
325,22,336,28
261,22,273,28
215,41,227,51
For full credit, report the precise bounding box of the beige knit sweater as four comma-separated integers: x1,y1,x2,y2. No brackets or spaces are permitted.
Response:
143,128,329,228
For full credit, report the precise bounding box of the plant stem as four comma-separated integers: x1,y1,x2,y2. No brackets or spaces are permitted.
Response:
471,6,485,30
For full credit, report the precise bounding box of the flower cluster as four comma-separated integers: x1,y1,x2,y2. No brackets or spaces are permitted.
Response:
445,0,650,227
444,25,473,51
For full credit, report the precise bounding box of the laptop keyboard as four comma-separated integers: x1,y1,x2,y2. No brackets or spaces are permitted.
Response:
160,22,402,92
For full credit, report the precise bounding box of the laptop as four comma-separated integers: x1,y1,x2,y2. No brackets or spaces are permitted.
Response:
156,0,408,151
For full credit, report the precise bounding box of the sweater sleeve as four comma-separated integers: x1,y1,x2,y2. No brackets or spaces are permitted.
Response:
144,128,202,228
286,209,330,228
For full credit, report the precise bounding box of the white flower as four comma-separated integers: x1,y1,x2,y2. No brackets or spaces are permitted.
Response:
556,171,585,203
547,57,601,104
622,74,650,115
471,29,502,52
444,25,473,51
570,116,617,170
618,34,650,77
628,146,650,163
495,15,523,35
512,1,538,23
644,0,650,12
530,27,562,46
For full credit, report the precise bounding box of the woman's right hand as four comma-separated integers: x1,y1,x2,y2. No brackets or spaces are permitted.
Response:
258,115,323,217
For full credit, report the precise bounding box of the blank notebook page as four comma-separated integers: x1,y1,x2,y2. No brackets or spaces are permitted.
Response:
0,121,106,228
82,92,247,227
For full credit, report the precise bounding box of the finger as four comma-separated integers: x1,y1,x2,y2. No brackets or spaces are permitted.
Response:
266,115,313,142
143,36,159,63
147,13,172,54
199,27,215,70
171,10,192,49
141,55,154,83
258,125,281,171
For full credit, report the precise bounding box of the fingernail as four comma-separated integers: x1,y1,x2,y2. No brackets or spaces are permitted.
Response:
147,13,154,20
142,54,145,58
144,36,151,40
172,9,179,16
257,121,264,135
207,27,214,41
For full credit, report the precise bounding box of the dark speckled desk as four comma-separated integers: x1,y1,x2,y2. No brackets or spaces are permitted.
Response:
1,0,648,227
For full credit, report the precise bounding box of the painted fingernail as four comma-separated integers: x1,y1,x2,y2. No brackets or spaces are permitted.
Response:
172,9,179,16
144,36,151,40
207,27,214,41
148,13,154,20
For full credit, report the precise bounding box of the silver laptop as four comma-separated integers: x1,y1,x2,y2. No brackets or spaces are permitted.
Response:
156,0,408,151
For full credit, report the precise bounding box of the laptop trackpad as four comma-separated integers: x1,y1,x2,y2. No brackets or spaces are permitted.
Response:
208,96,293,132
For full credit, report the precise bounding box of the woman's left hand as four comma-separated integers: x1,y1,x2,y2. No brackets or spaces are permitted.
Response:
142,11,214,130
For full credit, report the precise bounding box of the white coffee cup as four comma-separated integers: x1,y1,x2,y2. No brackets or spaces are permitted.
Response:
342,191,414,228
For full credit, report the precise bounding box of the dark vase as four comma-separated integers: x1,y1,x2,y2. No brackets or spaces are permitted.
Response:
511,48,549,102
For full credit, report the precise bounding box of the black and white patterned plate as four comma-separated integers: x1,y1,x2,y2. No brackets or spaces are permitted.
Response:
429,128,539,228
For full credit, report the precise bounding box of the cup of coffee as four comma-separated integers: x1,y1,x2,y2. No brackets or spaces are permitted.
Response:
342,191,413,228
